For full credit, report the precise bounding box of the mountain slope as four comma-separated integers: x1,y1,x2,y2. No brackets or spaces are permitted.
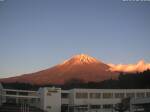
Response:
0,54,117,85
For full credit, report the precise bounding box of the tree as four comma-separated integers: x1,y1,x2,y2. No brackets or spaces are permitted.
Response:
114,98,130,112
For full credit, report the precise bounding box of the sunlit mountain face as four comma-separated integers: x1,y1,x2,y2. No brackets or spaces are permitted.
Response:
0,54,149,85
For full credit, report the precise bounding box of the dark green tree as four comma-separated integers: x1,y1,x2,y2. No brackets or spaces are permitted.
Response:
114,98,130,112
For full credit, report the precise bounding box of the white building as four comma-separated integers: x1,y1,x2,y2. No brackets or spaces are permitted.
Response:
0,85,61,112
38,87,61,112
130,97,150,112
0,83,150,112
61,89,150,112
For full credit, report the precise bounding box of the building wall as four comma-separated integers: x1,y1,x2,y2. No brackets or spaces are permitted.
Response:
61,90,69,104
1,85,150,112
130,97,150,112
61,89,150,112
38,87,61,112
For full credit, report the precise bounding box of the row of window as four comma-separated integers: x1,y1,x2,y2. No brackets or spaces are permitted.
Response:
62,104,114,109
77,104,113,109
75,92,150,99
6,91,29,95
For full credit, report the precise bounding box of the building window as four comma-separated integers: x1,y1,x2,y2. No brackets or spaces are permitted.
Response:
90,105,101,109
103,93,113,99
47,106,51,110
136,92,145,98
103,104,113,109
61,104,68,112
76,92,88,99
6,91,16,95
146,92,150,97
30,98,36,103
61,93,69,98
126,93,135,98
19,92,28,95
90,93,101,99
115,93,124,98
47,92,51,96
37,98,40,102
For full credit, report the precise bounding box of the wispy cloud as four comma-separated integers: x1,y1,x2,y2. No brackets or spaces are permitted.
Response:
108,60,150,73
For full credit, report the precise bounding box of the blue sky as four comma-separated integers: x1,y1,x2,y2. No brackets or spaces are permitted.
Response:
0,0,150,78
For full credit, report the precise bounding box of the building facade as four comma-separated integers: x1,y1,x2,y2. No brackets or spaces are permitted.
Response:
61,89,150,112
0,83,150,112
130,97,150,112
38,87,61,112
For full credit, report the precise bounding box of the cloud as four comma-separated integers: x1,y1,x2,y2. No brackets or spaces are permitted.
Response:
108,60,150,73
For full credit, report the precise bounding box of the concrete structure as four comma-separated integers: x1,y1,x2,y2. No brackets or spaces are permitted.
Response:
61,89,150,112
0,86,61,112
38,87,61,112
0,83,150,112
2,88,39,106
130,97,150,112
